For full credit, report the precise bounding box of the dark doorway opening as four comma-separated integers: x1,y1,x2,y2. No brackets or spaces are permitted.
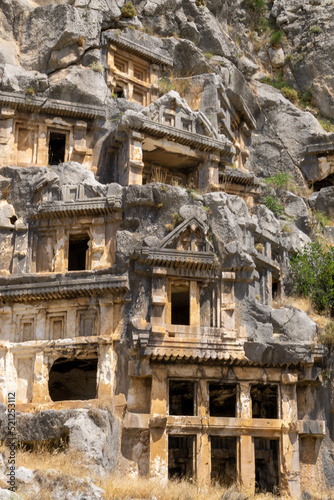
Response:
68,234,90,271
168,435,194,480
169,380,195,416
272,280,279,299
251,385,278,419
311,173,334,191
48,357,98,401
115,86,125,98
211,436,237,485
254,438,279,493
48,132,66,165
209,383,237,417
171,284,190,325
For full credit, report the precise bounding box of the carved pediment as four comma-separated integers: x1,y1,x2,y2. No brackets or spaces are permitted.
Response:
159,216,212,253
141,91,220,140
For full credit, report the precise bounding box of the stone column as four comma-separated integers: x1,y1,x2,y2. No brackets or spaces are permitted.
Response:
281,374,300,497
239,383,255,491
32,351,51,403
151,268,167,333
54,226,66,273
190,281,200,327
198,153,220,192
91,217,107,270
221,272,235,330
99,299,114,337
37,124,48,166
12,222,29,274
0,109,15,167
127,131,144,185
149,368,168,480
97,342,116,399
197,379,210,485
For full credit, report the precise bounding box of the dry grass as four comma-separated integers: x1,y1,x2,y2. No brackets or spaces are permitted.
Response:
272,295,328,329
101,475,277,500
14,444,93,479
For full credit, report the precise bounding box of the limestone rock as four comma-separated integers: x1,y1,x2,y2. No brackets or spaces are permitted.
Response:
0,64,48,93
20,5,102,73
65,409,116,469
308,186,334,219
0,490,22,500
271,307,317,342
16,466,35,484
281,192,309,219
268,47,285,68
173,40,211,76
249,81,325,183
47,66,109,106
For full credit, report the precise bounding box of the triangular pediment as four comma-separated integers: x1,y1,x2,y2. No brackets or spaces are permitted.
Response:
141,91,220,140
159,216,213,253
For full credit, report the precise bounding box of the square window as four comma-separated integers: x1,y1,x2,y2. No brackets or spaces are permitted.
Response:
209,383,237,417
169,380,195,416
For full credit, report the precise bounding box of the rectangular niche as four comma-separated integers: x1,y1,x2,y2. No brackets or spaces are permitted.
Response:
209,383,237,417
77,310,97,337
254,438,279,494
48,313,67,341
211,436,237,486
169,380,195,416
17,126,37,164
16,357,34,403
251,384,278,419
168,435,195,480
19,318,35,343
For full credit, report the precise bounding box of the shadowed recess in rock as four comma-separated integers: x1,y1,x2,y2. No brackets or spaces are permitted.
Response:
48,356,98,401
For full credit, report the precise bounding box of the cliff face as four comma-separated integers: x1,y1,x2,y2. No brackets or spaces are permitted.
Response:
0,1,334,498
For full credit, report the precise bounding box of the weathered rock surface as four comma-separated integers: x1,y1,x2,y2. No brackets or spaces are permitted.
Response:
309,186,334,218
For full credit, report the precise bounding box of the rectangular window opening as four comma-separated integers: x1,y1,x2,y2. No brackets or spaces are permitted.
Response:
68,234,90,271
48,132,66,165
209,383,237,417
272,279,280,299
251,384,278,419
171,284,190,325
168,435,195,481
169,380,195,416
211,436,237,486
254,438,279,494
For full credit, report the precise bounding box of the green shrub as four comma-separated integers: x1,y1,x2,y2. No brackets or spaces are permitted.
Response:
244,0,266,13
263,195,284,218
314,210,331,228
121,2,137,18
196,0,206,7
264,171,294,190
203,51,214,60
289,242,334,314
171,213,184,226
299,87,314,107
281,86,299,103
310,25,322,34
89,62,105,74
317,116,334,133
261,74,299,104
244,0,267,33
25,87,35,96
270,30,283,46
158,77,174,94
285,53,293,63
318,321,334,346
